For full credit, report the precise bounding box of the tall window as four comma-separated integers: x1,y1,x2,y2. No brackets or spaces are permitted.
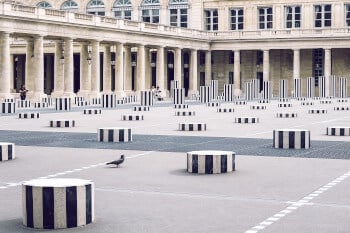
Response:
230,8,243,30
169,0,188,28
87,0,105,16
285,6,301,28
113,0,132,20
141,0,160,23
204,9,218,31
258,7,273,29
37,1,52,8
313,49,324,86
314,4,331,27
61,0,78,11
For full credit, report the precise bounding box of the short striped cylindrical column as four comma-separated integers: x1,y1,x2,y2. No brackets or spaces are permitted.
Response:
116,99,124,105
50,120,75,128
22,178,94,229
91,98,101,105
179,123,206,131
74,96,85,105
102,94,116,108
224,84,234,102
83,109,101,115
339,77,348,98
235,117,259,123
320,100,332,104
200,86,210,103
334,106,350,111
34,102,49,108
173,88,185,105
0,142,15,161
258,99,270,103
306,77,315,98
140,90,154,106
41,97,53,106
217,108,234,113
18,113,40,119
17,100,31,108
293,78,302,98
337,99,348,103
4,98,14,102
262,81,272,100
278,98,290,102
123,95,137,103
301,102,314,106
122,114,144,121
276,113,297,118
206,102,220,107
1,102,15,113
187,150,235,174
234,100,247,105
174,104,189,109
175,111,195,116
98,127,132,142
278,103,292,108
279,80,288,98
250,105,266,110
326,127,350,136
273,129,310,149
308,109,327,114
77,101,88,107
55,98,71,111
296,97,307,101
133,106,150,111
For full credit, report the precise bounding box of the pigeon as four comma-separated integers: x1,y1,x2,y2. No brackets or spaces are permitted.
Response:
106,155,125,167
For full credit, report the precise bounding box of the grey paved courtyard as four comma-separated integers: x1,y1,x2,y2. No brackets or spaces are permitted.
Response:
0,99,349,233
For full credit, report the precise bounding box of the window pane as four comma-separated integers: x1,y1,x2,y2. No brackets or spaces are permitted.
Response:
325,12,331,19
267,22,272,28
315,20,321,27
325,20,331,26
238,23,243,29
286,21,292,28
213,10,218,16
325,5,331,11
259,23,264,29
153,16,159,23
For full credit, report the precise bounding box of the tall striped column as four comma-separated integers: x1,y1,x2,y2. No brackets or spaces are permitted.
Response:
173,88,185,105
224,84,234,102
102,94,116,108
210,80,218,101
306,77,315,98
199,86,210,103
55,98,71,111
140,90,153,106
339,77,348,98
252,79,260,99
262,81,271,100
329,75,336,97
293,78,302,98
245,82,253,101
279,80,288,98
318,76,326,98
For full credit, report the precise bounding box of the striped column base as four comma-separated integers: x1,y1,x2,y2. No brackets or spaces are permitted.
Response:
18,113,40,119
276,113,297,118
334,107,350,111
234,101,247,105
91,98,101,105
34,102,49,108
76,101,88,106
174,104,189,109
50,120,75,128
295,97,307,101
217,108,234,113
320,100,332,104
278,98,290,102
83,109,101,115
122,114,144,121
235,117,259,123
301,102,314,106
206,102,220,107
278,103,292,108
22,178,94,229
17,100,31,108
116,99,125,105
308,109,327,114
1,102,16,113
250,105,266,110
4,98,14,102
179,123,206,131
337,99,348,103
175,111,195,116
55,98,71,111
258,100,270,103
0,142,15,161
98,127,132,142
313,97,321,100
133,106,150,111
273,129,310,149
187,150,235,174
326,127,350,136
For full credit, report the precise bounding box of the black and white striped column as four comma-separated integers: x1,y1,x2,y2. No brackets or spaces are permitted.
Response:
273,129,310,149
306,77,315,98
262,81,271,100
50,120,75,128
140,90,154,106
250,105,266,110
334,106,350,111
18,113,40,119
91,98,101,105
0,142,15,161
276,113,297,118
206,102,220,107
34,102,49,108
339,77,348,98
279,80,288,98
187,150,235,174
22,178,94,229
245,82,253,101
173,88,185,105
234,100,247,105
301,102,314,106
224,84,234,102
83,109,101,115
102,94,117,108
122,114,144,121
74,96,85,105
41,97,53,106
308,109,327,114
252,79,260,100
293,78,302,98
133,106,150,111
123,95,137,103
174,104,189,109
326,127,350,136
235,117,259,123
259,99,270,103
98,127,132,142
217,108,234,113
179,123,206,131
175,111,195,116
17,100,31,108
200,86,210,103
278,103,292,108
318,76,326,98
55,98,71,111
210,80,218,101
320,100,332,104
1,102,15,113
329,75,336,98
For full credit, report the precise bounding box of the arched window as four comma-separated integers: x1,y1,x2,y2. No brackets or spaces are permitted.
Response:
60,0,78,12
86,0,105,16
37,1,52,8
169,0,188,27
113,0,132,20
141,0,160,23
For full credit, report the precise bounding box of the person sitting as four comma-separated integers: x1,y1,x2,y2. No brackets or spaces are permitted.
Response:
19,85,28,100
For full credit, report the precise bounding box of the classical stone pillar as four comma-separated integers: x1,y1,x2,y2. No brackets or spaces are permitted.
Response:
90,40,100,97
115,42,124,97
0,32,11,99
32,35,45,100
205,50,211,85
145,48,151,89
103,44,112,93
293,49,300,79
174,47,182,88
52,41,64,97
136,44,145,91
78,43,91,97
263,50,270,82
188,49,198,96
234,50,241,95
156,46,165,96
124,45,132,92
324,48,331,97
25,38,34,94
63,38,74,97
